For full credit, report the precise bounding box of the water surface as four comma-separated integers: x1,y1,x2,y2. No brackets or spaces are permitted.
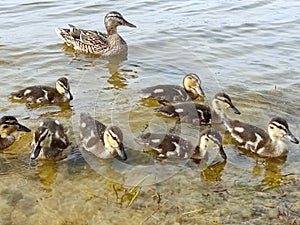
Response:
1,0,300,224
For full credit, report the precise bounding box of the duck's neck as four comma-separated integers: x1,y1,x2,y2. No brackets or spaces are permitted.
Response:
268,136,288,157
211,101,226,124
104,25,128,58
106,25,118,36
186,90,197,100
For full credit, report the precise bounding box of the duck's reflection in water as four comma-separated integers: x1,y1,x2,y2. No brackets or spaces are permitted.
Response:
105,62,139,90
253,157,293,190
200,161,227,182
35,160,58,191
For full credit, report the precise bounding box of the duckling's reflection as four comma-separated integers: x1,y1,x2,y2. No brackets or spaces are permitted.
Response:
186,158,227,182
35,160,58,189
253,157,287,190
200,161,227,182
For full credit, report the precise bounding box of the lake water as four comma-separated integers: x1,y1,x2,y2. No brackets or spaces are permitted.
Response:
1,0,300,224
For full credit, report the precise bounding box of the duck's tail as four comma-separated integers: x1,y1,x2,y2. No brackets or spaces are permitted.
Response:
55,26,76,47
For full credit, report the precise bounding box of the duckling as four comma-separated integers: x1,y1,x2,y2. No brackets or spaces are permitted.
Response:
0,116,31,150
223,116,299,158
193,129,227,161
55,11,136,57
155,92,240,129
140,73,205,104
10,77,73,104
79,112,127,160
30,118,71,160
136,128,226,160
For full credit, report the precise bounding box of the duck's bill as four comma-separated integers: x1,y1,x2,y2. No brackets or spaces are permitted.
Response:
230,105,241,114
285,131,299,144
17,123,31,132
66,90,73,100
195,86,205,97
123,20,136,28
218,146,227,160
116,143,127,160
30,145,41,160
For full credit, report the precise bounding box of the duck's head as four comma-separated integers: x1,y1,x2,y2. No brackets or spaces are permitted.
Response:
56,77,73,100
104,126,127,160
104,11,136,30
268,117,299,144
183,73,205,99
30,126,51,159
0,116,31,138
212,92,240,114
199,129,226,160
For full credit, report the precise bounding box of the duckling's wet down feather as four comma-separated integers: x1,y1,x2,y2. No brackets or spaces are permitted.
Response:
79,112,127,160
0,116,31,150
10,77,73,104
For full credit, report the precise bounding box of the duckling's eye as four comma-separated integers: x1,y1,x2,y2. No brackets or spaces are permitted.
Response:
269,126,274,130
3,125,9,129
205,137,209,142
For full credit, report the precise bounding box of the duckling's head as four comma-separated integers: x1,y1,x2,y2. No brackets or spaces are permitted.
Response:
56,77,73,100
268,117,299,144
104,11,136,30
183,73,205,99
30,126,51,159
103,126,127,160
198,129,227,160
0,116,31,138
212,92,240,114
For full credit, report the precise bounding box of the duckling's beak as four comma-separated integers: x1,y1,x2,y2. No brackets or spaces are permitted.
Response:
17,123,31,132
218,145,227,160
116,143,127,160
230,105,241,115
123,19,136,28
195,85,205,97
285,130,299,144
30,144,41,160
66,90,73,100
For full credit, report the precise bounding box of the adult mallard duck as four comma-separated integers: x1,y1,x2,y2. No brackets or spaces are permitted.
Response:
55,11,136,58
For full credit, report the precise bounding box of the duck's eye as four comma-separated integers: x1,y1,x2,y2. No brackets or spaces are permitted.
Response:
3,125,9,129
269,126,274,129
205,137,209,142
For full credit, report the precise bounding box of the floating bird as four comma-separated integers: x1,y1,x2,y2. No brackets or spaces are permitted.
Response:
31,118,71,160
136,128,226,160
55,11,136,58
140,73,205,105
10,77,73,104
155,92,240,131
224,116,299,157
0,116,31,150
79,112,127,160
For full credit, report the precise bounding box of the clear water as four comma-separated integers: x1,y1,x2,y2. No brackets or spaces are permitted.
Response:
1,0,300,224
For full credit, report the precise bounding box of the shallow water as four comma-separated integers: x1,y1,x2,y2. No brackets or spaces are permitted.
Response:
1,0,300,224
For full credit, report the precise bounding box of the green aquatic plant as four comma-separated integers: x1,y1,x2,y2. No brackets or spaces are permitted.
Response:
83,177,147,207
112,177,146,207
